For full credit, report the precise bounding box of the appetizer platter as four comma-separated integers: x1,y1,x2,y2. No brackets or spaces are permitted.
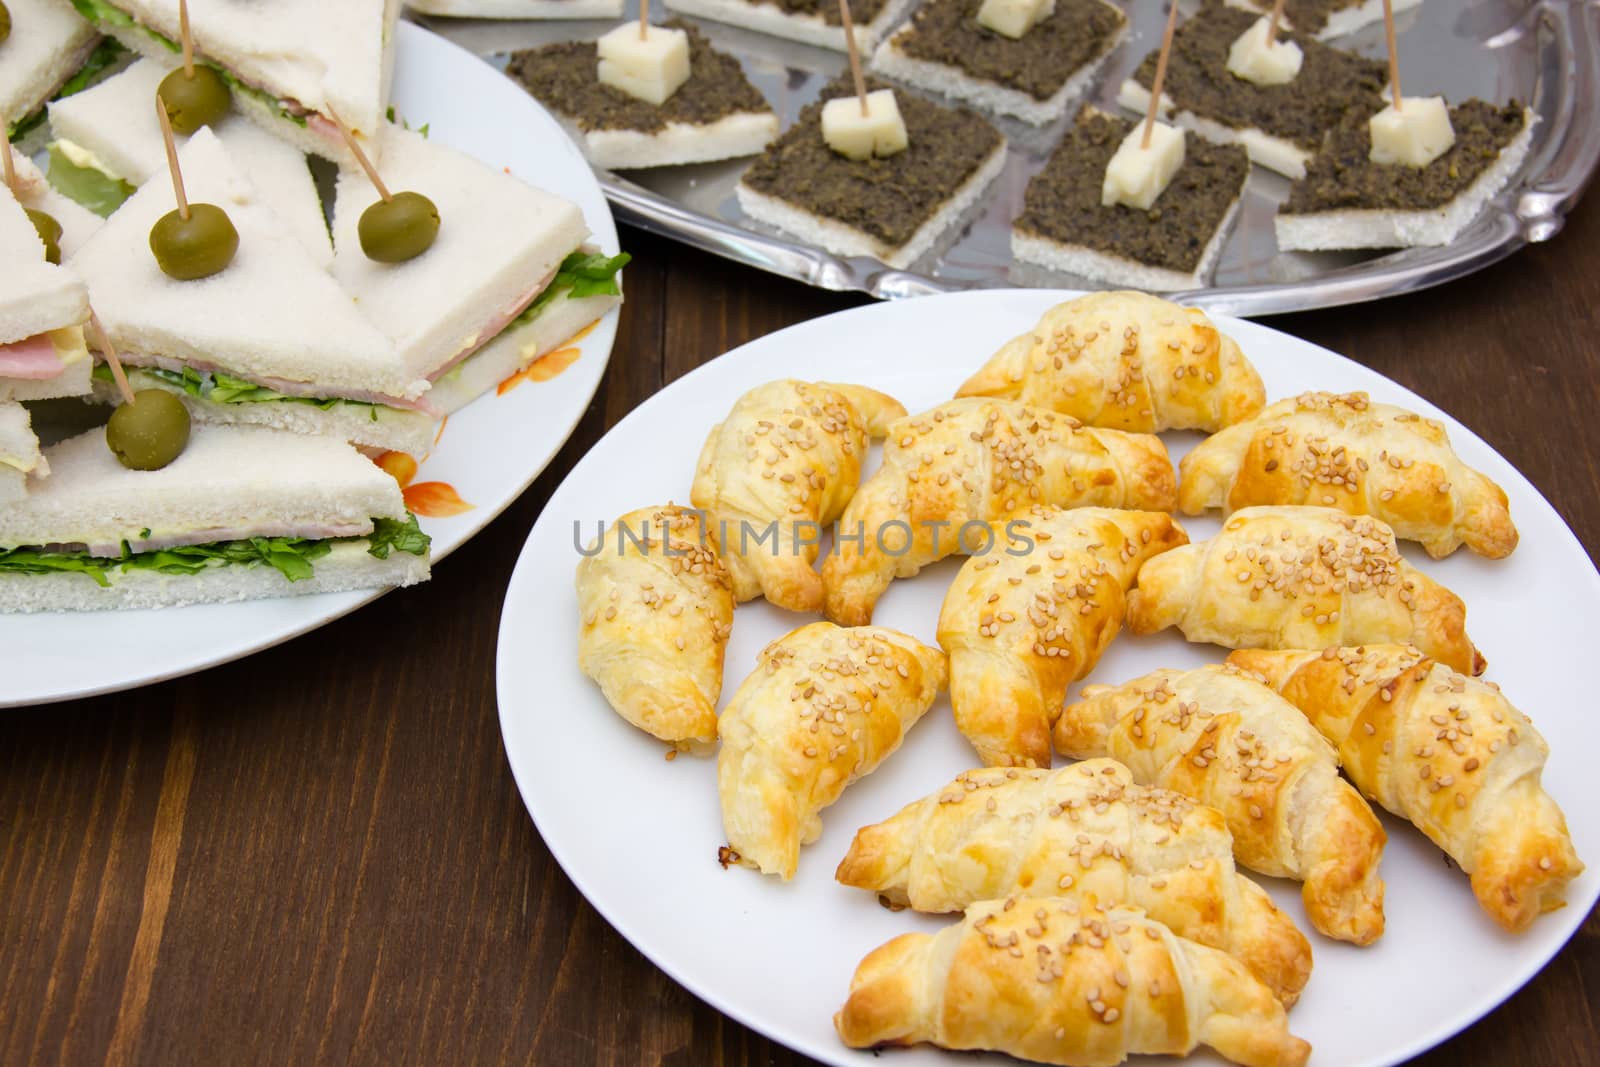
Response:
497,288,1600,1066
423,0,1600,313
0,17,623,706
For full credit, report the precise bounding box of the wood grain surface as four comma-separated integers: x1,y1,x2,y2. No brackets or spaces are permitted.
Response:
2,198,1597,1065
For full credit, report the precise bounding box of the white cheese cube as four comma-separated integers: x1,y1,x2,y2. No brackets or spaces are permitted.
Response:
976,0,1055,40
597,23,691,106
821,89,909,161
1101,121,1186,210
1369,96,1456,168
1225,16,1303,87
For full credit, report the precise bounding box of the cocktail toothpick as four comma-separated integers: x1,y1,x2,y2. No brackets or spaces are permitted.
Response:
155,94,191,221
329,105,392,202
0,139,15,193
1142,0,1182,148
1382,0,1401,109
179,0,195,76
1267,0,1285,46
838,0,869,115
89,312,137,407
640,0,650,39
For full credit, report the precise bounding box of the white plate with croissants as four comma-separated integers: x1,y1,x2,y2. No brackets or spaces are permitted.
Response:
496,289,1598,1067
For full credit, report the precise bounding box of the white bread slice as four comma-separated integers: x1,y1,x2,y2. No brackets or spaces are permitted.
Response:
0,423,407,554
0,190,89,346
1010,197,1241,292
0,538,429,613
1117,80,1312,179
662,0,915,54
578,112,779,170
0,0,100,130
85,0,400,163
1276,114,1534,251
735,137,1006,270
71,128,420,402
426,289,622,414
407,0,624,15
330,124,590,383
6,152,102,258
0,403,45,502
48,59,331,266
90,372,441,455
870,4,1124,126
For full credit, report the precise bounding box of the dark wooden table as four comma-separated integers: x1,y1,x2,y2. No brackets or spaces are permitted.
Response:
3,199,1597,1066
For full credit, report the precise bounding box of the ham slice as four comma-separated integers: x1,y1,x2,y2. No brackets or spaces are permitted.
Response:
0,334,65,381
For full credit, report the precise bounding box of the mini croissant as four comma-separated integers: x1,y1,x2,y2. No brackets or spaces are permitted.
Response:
1056,664,1387,944
937,507,1188,767
576,504,734,747
1178,391,1517,559
822,398,1178,627
957,290,1266,433
836,759,1314,1005
691,379,906,613
717,621,946,880
1127,505,1485,675
835,897,1311,1067
1229,645,1584,933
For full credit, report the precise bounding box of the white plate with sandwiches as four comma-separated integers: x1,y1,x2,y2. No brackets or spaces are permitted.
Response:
498,288,1599,1067
0,20,621,707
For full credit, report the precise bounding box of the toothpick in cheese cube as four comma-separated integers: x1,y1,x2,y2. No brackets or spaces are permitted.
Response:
821,89,909,161
976,0,1055,40
1369,96,1456,168
1101,121,1185,210
1225,16,1303,87
597,23,692,107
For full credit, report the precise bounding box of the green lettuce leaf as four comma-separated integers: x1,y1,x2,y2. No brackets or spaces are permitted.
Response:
0,516,429,586
366,514,431,560
46,144,136,216
94,364,384,417
514,251,630,329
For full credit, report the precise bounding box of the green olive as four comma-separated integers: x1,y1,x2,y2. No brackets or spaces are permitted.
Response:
26,209,62,265
106,389,191,470
157,65,231,134
150,202,239,280
0,2,12,45
358,190,440,263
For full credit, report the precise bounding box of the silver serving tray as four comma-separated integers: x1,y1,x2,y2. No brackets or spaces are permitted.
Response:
420,0,1600,315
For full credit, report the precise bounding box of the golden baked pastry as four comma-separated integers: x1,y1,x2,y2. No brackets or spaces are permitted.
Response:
717,621,946,880
1056,664,1387,944
1127,505,1485,675
836,759,1313,1005
835,896,1311,1067
1178,391,1517,559
936,507,1188,767
1230,645,1584,933
821,398,1177,627
957,290,1266,433
576,504,733,747
691,379,907,613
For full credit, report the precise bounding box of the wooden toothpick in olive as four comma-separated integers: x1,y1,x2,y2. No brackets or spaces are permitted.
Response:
329,105,440,264
150,94,238,281
106,389,192,470
0,1,12,45
26,209,63,265
157,0,228,133
90,312,192,471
